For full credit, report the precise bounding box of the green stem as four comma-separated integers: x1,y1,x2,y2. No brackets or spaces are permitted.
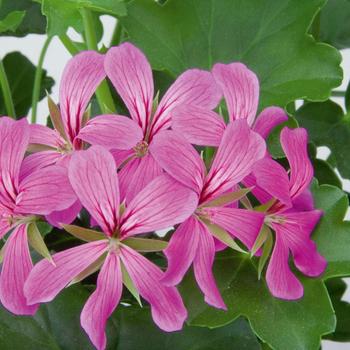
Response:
59,33,80,55
0,59,15,118
31,36,52,123
332,91,346,97
110,21,123,47
81,8,115,113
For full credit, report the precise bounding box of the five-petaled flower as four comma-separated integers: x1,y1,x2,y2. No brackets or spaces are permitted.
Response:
246,127,327,299
24,146,197,350
0,117,75,315
77,43,221,203
150,120,266,309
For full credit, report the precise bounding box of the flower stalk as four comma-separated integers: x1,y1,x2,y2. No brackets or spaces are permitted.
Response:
0,59,15,118
31,36,52,123
81,8,115,114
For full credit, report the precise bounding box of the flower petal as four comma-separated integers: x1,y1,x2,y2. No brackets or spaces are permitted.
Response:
273,210,326,277
280,127,313,199
120,245,187,331
266,233,303,300
150,130,205,194
105,43,153,133
29,124,65,149
0,117,29,204
110,149,134,168
60,51,105,141
121,174,198,237
193,221,226,310
292,188,315,211
204,207,265,251
253,158,292,207
118,153,163,204
150,69,221,136
202,120,266,203
15,166,76,215
46,200,82,227
78,115,143,150
171,105,226,146
19,151,62,181
212,63,259,125
81,251,122,350
162,216,200,286
69,146,119,236
24,240,108,305
253,106,288,139
0,224,38,315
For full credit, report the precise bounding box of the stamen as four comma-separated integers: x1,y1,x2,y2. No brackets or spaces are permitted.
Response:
134,141,148,158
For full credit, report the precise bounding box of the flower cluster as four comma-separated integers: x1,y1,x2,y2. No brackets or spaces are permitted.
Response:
0,43,326,350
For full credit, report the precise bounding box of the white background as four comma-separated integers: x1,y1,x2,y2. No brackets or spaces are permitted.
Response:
0,15,350,350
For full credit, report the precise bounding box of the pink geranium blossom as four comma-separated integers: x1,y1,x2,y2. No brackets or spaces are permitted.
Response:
0,117,75,315
77,42,221,203
247,127,326,299
171,62,288,146
24,146,198,350
149,120,266,309
25,50,138,226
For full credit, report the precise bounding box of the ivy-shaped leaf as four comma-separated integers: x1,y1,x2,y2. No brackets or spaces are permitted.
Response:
0,0,46,36
0,52,54,117
0,10,25,33
121,0,342,109
295,99,350,179
318,0,350,49
181,253,335,350
42,0,127,36
311,182,350,279
180,182,350,349
0,284,261,350
324,278,350,342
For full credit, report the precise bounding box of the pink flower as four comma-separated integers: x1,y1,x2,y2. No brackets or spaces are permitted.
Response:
0,117,75,315
149,120,266,309
24,146,198,350
77,42,221,203
24,50,118,226
248,127,326,300
172,62,288,146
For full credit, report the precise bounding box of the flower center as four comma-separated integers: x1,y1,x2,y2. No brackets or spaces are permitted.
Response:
134,141,149,158
108,237,120,252
265,214,286,225
57,141,73,154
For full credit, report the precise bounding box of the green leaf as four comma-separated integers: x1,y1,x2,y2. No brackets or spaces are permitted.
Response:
122,237,168,252
121,0,342,109
42,0,127,37
311,182,350,279
0,0,46,36
112,306,261,350
181,252,335,350
295,100,350,179
318,0,350,49
0,285,94,349
0,52,54,117
0,10,25,33
313,158,342,188
324,278,350,342
346,80,350,112
267,116,298,158
62,224,106,242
